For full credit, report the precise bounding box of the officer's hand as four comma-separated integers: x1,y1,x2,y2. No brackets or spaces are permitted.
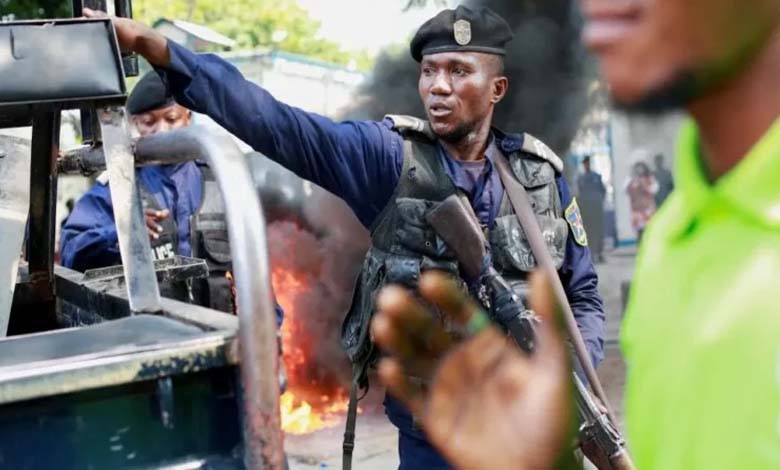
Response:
371,271,573,470
144,208,169,240
83,9,170,67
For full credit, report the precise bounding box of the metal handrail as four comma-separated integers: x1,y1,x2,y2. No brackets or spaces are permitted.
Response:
135,126,283,470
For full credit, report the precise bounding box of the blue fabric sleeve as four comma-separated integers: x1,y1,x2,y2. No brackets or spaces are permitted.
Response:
157,41,403,228
556,176,606,368
275,304,284,328
60,183,121,272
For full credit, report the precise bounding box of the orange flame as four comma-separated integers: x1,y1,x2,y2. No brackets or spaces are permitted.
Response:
273,264,352,434
279,390,350,435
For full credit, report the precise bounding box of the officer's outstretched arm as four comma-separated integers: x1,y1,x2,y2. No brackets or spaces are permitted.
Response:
86,9,401,228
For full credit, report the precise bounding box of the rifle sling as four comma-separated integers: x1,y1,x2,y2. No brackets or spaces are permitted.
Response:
493,151,617,425
342,363,363,470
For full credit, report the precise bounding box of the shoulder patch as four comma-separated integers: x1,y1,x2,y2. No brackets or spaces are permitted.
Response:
521,133,564,173
564,198,588,246
384,114,436,141
96,171,109,185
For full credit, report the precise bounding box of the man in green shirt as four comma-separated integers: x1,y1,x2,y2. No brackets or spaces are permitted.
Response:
371,0,780,468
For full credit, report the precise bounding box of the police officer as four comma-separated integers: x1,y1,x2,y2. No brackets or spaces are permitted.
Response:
61,71,202,272
60,72,283,323
93,5,605,469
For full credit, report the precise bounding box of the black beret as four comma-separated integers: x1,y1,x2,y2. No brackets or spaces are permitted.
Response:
410,6,514,62
126,71,176,115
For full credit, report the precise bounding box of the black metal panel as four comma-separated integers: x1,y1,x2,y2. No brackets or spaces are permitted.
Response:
70,0,140,77
0,19,126,108
0,367,243,469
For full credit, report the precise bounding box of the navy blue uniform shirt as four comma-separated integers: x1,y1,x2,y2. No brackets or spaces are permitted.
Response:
158,40,604,366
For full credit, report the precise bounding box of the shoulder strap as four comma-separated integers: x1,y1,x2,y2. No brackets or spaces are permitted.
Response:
493,151,616,423
384,114,436,141
520,133,564,173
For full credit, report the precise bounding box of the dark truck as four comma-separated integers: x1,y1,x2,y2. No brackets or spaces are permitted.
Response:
0,4,284,469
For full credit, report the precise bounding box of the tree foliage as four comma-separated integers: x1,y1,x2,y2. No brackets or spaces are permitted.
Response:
133,0,373,70
0,0,70,20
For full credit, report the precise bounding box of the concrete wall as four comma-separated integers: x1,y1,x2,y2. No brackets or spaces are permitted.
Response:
610,111,686,244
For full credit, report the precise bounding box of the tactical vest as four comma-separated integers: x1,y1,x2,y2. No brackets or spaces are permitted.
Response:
340,116,568,377
189,165,234,313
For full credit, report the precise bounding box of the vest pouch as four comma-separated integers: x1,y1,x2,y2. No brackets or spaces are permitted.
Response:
393,197,454,259
490,214,567,273
511,154,556,188
341,250,385,364
525,184,554,215
420,256,458,276
198,229,232,268
384,256,421,288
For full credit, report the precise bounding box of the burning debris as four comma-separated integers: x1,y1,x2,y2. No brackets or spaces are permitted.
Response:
270,221,349,434
267,193,369,435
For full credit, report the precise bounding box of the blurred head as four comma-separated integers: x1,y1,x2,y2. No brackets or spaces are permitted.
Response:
127,71,192,137
412,6,513,142
654,153,665,169
579,0,780,111
582,155,592,171
633,161,651,177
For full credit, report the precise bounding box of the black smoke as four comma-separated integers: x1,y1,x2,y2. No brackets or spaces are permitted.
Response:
345,0,596,156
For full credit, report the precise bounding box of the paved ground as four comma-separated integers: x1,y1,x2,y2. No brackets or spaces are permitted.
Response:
286,247,638,470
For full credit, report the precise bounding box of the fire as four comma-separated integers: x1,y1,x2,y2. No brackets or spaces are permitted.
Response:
271,242,354,435
279,390,350,435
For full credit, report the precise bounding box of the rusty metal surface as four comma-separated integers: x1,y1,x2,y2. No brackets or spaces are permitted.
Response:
0,136,31,336
0,327,234,405
136,126,283,470
98,106,161,313
26,112,61,320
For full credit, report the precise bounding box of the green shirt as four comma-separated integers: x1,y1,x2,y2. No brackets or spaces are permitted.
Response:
622,119,780,469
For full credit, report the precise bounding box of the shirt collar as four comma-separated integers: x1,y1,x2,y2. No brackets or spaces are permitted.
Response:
675,118,780,233
492,128,524,154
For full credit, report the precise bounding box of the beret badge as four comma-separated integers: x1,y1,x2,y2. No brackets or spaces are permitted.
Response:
453,19,472,46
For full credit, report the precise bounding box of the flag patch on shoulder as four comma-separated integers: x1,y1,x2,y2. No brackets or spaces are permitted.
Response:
565,198,588,246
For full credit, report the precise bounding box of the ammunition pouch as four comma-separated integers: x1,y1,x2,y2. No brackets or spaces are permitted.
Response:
491,213,567,272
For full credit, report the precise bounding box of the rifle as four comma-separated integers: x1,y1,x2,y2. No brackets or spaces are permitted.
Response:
426,194,634,470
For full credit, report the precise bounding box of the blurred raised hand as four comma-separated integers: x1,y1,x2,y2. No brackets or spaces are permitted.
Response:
371,271,574,470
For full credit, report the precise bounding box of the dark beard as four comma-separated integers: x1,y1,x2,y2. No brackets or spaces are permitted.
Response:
612,71,698,114
436,121,477,144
